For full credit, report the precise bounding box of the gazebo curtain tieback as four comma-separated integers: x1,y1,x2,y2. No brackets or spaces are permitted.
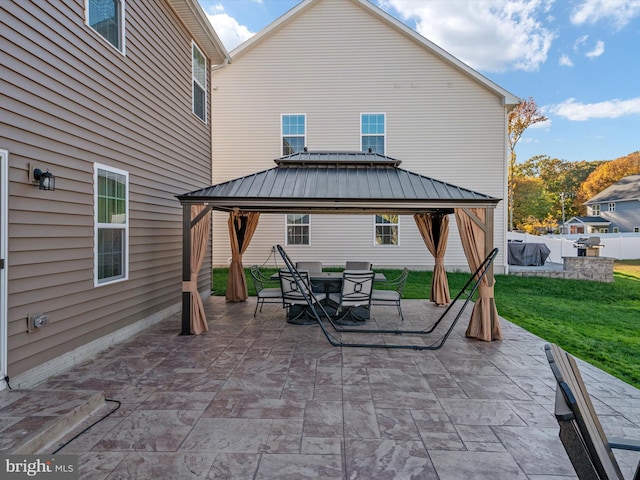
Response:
182,274,199,293
476,283,494,299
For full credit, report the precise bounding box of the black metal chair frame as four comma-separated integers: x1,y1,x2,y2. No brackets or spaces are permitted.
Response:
371,267,409,321
329,270,375,323
545,343,640,480
249,264,283,317
279,269,326,324
276,244,497,350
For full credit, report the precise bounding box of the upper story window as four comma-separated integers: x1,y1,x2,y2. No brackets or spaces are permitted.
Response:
634,227,639,233
608,202,616,212
282,115,306,155
361,113,385,154
592,204,600,216
192,43,207,122
87,0,124,52
286,214,310,245
95,164,129,286
374,214,398,245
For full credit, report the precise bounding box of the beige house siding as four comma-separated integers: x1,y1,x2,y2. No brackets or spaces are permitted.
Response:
1,0,223,379
211,0,512,271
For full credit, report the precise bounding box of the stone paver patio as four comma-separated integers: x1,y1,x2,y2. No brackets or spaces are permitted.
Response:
1,296,639,479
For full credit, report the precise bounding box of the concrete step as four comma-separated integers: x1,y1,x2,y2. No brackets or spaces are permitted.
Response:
0,388,105,454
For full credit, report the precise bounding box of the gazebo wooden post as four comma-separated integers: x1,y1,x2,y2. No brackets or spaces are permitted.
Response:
181,203,193,335
485,207,495,280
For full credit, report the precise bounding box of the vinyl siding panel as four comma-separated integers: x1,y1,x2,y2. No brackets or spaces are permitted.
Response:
600,201,640,233
1,0,213,377
211,0,507,270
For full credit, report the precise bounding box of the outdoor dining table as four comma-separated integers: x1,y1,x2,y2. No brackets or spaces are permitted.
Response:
271,270,386,322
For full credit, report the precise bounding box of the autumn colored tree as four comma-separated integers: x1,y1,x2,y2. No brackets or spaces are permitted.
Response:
576,151,640,204
508,97,547,230
517,155,602,220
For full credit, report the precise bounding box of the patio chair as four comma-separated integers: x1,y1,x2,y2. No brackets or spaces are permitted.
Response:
371,267,409,321
295,261,325,293
345,261,372,270
249,265,282,317
328,270,375,324
296,261,323,273
279,269,326,324
545,343,640,480
276,244,498,350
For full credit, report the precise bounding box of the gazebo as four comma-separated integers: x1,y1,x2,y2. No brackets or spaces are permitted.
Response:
176,151,503,343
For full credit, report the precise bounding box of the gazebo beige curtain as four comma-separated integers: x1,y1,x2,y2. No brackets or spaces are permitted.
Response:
414,213,451,305
455,208,502,341
183,205,210,335
226,211,260,302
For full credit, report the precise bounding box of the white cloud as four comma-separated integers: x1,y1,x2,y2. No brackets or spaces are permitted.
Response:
585,40,605,58
571,0,640,29
559,54,573,66
573,34,588,52
381,0,555,72
207,13,255,50
545,97,640,121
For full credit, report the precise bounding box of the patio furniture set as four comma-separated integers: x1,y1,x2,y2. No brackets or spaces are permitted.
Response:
250,259,408,325
246,245,499,352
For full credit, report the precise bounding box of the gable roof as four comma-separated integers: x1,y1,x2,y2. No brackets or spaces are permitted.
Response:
177,151,500,213
565,216,611,226
168,0,230,64
230,0,519,107
585,175,640,204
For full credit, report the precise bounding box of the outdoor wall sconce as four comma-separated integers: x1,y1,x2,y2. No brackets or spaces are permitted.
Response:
29,163,56,191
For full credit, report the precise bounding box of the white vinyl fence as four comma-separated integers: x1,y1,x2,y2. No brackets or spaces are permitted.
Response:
507,232,640,263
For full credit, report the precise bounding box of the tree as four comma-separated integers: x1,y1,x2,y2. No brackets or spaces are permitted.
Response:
508,97,547,230
576,151,640,203
512,176,555,230
517,155,602,221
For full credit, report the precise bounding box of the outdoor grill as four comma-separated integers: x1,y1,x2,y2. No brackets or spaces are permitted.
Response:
573,236,603,257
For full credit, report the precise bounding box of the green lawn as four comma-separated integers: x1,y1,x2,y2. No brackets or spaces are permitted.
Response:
213,261,640,389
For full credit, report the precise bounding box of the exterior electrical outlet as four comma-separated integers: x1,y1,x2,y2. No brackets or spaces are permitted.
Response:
27,314,49,332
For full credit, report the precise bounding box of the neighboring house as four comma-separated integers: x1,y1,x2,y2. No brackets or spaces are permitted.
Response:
210,0,518,274
563,216,611,235
583,175,640,233
0,0,229,389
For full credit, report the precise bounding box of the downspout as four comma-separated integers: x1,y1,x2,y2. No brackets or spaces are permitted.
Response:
211,58,229,72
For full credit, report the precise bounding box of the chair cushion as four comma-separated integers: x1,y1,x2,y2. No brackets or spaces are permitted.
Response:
258,288,282,299
371,289,400,301
287,292,326,305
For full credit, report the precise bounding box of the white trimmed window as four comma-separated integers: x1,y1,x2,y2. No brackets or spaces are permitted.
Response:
286,214,310,245
613,227,619,233
95,164,129,285
282,115,306,155
87,0,125,52
634,227,639,233
375,214,398,245
193,42,207,122
608,202,616,212
361,113,385,154
592,204,600,216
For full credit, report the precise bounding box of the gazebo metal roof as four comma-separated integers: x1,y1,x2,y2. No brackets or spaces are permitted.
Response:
176,151,500,213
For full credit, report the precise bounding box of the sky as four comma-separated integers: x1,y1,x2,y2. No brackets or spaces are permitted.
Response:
200,0,640,164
